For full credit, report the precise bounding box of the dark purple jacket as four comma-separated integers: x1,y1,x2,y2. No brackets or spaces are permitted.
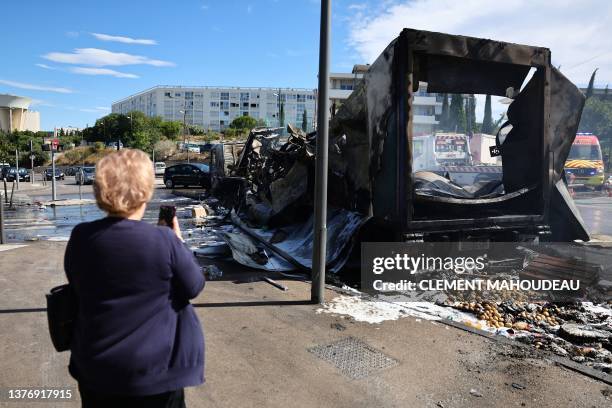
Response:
64,217,205,396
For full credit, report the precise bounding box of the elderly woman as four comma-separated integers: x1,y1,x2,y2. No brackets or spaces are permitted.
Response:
64,149,205,408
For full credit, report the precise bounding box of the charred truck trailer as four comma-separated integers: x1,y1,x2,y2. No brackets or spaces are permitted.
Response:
222,28,591,273
327,28,589,242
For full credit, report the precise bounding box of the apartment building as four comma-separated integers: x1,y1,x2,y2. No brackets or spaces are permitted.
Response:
329,64,443,135
112,86,316,132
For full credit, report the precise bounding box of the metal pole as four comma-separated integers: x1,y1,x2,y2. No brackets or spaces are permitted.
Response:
0,191,5,244
311,0,331,304
15,149,19,191
78,168,82,201
30,140,34,185
51,149,57,201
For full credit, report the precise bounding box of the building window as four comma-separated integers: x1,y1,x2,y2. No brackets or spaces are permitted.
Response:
210,101,219,107
164,92,171,98
220,92,229,100
242,111,249,116
250,103,258,108
220,101,229,109
230,102,239,108
175,92,181,97
185,91,193,99
240,92,249,101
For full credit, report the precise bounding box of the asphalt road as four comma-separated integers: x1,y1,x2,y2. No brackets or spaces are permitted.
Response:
4,178,612,238
574,194,612,237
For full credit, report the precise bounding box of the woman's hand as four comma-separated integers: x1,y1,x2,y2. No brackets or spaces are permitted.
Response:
158,216,183,242
171,216,183,242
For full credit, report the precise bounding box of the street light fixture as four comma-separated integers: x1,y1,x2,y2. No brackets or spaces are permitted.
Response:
126,115,133,151
179,109,190,164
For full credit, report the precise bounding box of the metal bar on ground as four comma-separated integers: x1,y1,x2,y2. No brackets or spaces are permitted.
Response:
311,0,331,304
262,277,289,292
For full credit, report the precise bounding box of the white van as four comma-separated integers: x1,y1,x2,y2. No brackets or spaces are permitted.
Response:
154,162,166,177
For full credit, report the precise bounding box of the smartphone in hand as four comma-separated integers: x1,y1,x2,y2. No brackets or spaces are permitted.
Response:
158,205,176,228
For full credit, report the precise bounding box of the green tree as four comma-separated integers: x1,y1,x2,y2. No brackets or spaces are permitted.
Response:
578,97,612,170
468,96,477,133
481,95,494,134
439,93,449,131
159,120,182,139
301,110,308,132
448,94,466,133
586,68,598,99
229,115,259,130
279,102,285,129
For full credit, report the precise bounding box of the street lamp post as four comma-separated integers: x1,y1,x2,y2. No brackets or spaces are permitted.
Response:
311,0,331,304
179,109,190,164
127,115,133,151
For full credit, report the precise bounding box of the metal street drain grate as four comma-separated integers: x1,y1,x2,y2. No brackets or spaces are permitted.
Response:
308,337,399,379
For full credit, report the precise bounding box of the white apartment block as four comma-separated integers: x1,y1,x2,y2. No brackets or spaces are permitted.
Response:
112,86,317,132
329,64,443,135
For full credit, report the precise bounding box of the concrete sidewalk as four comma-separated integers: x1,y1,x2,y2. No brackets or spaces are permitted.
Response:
0,241,610,407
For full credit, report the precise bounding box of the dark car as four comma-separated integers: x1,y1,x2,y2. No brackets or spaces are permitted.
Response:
163,163,210,189
7,168,31,182
1,165,10,180
45,168,65,181
76,167,95,185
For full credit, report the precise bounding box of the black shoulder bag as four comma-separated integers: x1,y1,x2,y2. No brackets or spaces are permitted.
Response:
46,284,77,352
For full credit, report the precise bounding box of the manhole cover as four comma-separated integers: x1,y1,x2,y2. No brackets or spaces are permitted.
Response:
308,337,399,379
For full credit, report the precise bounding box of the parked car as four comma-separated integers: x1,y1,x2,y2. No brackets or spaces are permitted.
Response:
45,168,65,181
106,141,124,149
163,163,210,189
1,164,10,180
154,162,166,177
76,167,96,185
7,168,31,182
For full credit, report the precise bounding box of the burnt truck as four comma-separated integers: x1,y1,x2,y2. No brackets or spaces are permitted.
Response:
220,28,590,273
327,28,589,242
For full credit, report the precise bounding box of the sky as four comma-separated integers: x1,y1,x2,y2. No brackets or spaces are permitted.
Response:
1,0,611,130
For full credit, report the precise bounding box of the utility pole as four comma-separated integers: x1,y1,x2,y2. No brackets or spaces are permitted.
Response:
51,128,57,201
0,189,5,244
15,149,19,191
30,140,34,185
311,0,331,304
